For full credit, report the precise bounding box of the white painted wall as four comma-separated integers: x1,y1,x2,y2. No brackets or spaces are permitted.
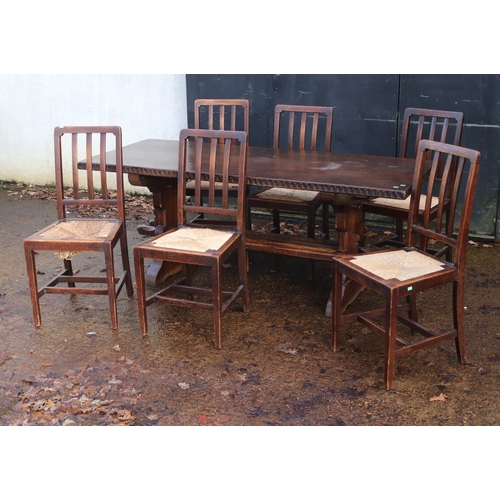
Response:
0,74,187,192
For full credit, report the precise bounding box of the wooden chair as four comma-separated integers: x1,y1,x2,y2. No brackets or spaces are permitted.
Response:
246,104,334,279
362,108,464,247
24,126,134,329
332,140,481,389
186,99,249,215
193,99,250,136
133,128,250,348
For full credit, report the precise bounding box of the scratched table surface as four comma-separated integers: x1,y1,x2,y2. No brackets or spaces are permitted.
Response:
96,139,417,200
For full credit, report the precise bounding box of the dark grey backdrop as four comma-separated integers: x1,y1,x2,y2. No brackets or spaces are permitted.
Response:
186,74,500,240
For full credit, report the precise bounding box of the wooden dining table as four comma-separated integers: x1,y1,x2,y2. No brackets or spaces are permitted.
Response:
89,138,417,315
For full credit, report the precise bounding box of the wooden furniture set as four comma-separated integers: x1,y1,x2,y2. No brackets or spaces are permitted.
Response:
23,102,481,389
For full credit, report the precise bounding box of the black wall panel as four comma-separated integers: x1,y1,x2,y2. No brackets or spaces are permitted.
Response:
186,74,500,239
400,75,500,238
272,74,399,156
186,74,273,147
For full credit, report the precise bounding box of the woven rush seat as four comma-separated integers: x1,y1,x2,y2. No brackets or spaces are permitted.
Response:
254,187,319,203
350,248,446,281
150,226,235,252
39,220,117,240
368,195,439,212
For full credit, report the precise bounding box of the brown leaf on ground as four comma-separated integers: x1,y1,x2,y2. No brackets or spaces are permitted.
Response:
0,351,12,366
116,409,134,421
429,393,449,402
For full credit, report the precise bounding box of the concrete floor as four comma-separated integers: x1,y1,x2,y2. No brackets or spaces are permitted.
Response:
1,183,500,430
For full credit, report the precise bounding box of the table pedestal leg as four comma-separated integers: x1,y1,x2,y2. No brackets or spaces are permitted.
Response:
322,194,366,317
128,174,181,286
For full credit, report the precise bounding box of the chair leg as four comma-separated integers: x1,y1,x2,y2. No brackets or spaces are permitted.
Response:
406,293,419,334
395,217,404,241
180,264,194,300
384,289,399,390
453,280,467,363
306,206,315,281
238,242,250,313
272,209,280,233
120,233,134,297
246,203,253,231
104,245,118,329
331,262,343,351
211,261,223,349
322,202,330,240
181,264,191,286
24,244,42,327
306,261,314,281
63,259,75,287
133,249,148,336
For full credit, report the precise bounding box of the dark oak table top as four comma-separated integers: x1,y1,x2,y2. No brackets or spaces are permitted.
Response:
98,139,417,200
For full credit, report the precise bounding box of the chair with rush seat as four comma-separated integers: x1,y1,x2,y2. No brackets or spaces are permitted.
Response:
193,99,250,136
186,99,250,218
362,108,464,247
133,128,250,349
246,104,334,279
23,126,134,329
332,140,481,389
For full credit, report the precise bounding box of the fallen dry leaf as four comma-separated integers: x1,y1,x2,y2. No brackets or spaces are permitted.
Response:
116,409,133,421
0,351,12,366
429,393,449,402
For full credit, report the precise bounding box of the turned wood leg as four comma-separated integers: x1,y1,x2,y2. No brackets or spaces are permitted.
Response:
325,197,367,317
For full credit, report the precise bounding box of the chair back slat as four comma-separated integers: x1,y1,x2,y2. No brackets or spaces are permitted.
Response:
100,133,108,198
71,134,79,198
435,151,455,233
54,126,125,221
310,113,319,150
407,140,481,270
221,139,231,208
448,156,466,233
230,105,237,131
193,136,204,206
86,133,94,199
208,137,218,206
178,129,248,231
273,104,334,152
399,108,464,159
194,99,249,144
